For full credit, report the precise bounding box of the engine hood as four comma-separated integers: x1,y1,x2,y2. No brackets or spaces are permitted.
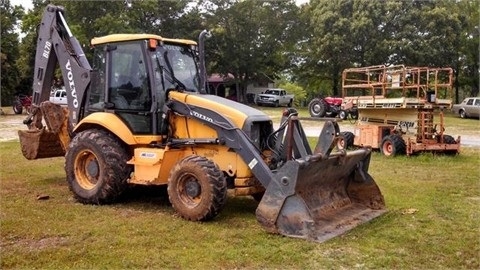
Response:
169,91,272,129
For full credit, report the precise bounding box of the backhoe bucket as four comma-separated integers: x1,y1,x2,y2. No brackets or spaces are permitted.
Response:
18,128,65,159
256,147,386,243
18,102,68,160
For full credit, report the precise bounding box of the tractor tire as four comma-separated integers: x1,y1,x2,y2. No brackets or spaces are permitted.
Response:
13,101,23,114
65,129,131,204
308,98,327,118
380,134,406,157
168,155,227,221
337,131,354,150
339,110,348,120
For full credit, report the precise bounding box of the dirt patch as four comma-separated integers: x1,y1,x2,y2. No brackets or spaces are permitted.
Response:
0,113,27,142
1,236,69,251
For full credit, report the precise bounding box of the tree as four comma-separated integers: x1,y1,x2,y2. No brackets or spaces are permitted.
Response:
1,0,24,106
204,0,300,102
303,0,473,99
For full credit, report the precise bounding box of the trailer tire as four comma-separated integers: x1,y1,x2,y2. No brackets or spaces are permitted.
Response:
381,135,406,157
65,129,131,204
337,131,354,150
350,110,359,120
308,98,327,117
168,155,227,221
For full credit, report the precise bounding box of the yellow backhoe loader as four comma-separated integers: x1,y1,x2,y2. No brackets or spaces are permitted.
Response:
18,4,386,242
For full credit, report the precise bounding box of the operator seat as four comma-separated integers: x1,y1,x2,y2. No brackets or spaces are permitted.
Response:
111,88,130,109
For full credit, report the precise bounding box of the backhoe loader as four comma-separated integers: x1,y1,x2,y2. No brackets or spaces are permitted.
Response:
18,4,386,242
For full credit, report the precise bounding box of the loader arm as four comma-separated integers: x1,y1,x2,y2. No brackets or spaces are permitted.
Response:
167,96,386,242
30,4,91,127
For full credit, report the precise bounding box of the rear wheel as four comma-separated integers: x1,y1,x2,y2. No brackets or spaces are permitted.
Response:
459,110,466,119
13,101,22,114
381,135,406,157
65,129,131,204
308,98,327,117
287,99,293,107
168,155,227,221
337,131,354,150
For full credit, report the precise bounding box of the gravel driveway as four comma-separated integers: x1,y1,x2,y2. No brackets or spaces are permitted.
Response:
1,112,479,147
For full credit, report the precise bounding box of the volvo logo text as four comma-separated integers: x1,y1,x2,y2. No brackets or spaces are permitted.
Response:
65,60,79,108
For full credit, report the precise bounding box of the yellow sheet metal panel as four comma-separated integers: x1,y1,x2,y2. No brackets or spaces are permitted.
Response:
169,91,249,128
128,148,185,185
91,34,196,46
74,112,162,145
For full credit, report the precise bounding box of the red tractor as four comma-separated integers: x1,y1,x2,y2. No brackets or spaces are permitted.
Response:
12,94,32,114
307,96,358,120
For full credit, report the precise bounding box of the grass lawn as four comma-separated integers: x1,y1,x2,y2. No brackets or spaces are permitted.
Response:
1,106,479,269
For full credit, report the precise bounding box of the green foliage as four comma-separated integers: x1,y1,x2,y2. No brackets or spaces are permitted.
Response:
276,81,307,107
205,0,301,102
1,0,23,105
5,0,479,107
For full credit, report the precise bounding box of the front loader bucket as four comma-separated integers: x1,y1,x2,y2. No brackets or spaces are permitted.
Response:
18,128,65,160
256,148,386,242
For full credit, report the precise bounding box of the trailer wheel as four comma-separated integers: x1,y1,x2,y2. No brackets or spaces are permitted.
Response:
337,131,354,150
65,129,131,204
168,155,227,221
381,135,406,157
350,110,359,120
308,98,327,117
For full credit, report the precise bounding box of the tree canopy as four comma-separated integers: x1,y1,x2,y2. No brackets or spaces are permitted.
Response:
1,0,478,106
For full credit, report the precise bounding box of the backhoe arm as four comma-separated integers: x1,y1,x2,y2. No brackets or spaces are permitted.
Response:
30,4,91,126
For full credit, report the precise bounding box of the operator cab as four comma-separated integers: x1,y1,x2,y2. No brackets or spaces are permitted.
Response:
86,34,199,135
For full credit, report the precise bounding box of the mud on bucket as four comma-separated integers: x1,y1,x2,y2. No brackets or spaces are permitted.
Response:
256,148,386,242
18,128,65,160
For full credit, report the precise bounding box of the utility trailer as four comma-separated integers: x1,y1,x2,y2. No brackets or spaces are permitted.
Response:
338,65,460,156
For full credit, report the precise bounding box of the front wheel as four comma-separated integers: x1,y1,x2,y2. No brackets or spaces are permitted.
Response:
65,129,131,204
380,135,406,157
168,155,227,221
338,110,348,120
337,131,354,150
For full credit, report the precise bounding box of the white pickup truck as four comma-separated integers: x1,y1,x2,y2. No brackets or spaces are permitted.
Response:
49,88,67,106
255,88,294,107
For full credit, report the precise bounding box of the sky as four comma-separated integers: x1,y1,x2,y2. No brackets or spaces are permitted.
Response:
11,0,309,11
